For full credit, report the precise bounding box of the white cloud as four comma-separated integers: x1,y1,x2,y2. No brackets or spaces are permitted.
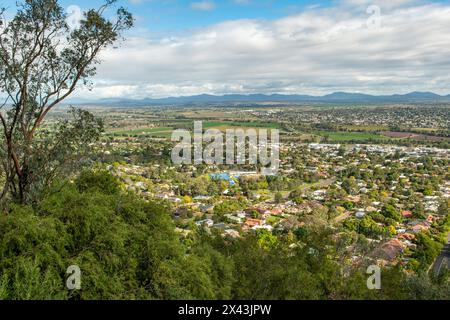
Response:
190,1,216,11
78,1,450,99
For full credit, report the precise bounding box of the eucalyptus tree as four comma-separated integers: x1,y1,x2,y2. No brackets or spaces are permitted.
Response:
0,0,133,204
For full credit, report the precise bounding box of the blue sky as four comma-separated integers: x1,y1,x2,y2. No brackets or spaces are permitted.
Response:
50,0,332,32
3,0,448,32
2,0,450,98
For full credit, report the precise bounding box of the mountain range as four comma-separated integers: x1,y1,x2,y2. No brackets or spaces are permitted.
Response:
71,91,450,106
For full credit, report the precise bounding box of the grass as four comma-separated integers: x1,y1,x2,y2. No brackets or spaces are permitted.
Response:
108,126,174,137
107,123,391,143
107,121,281,139
202,121,281,129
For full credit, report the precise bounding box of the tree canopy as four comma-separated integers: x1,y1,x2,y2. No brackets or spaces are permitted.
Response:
0,0,133,205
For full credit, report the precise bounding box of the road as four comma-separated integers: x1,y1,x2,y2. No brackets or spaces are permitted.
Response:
431,232,450,277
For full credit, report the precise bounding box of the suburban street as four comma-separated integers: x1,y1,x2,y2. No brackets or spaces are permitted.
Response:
432,232,450,276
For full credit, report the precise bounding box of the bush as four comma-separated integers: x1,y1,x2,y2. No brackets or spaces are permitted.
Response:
381,204,402,222
0,171,232,299
75,170,121,195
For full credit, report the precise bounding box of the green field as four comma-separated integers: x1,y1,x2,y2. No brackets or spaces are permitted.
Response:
108,126,174,137
108,124,391,142
202,121,281,129
107,121,281,139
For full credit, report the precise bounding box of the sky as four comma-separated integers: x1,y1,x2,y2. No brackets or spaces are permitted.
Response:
2,0,450,99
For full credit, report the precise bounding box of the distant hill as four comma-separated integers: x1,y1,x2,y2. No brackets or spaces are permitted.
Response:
70,91,450,106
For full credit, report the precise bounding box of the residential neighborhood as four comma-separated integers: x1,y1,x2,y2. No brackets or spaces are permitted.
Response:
98,132,449,274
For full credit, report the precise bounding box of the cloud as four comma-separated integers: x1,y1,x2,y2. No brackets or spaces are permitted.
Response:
77,1,450,99
190,1,216,11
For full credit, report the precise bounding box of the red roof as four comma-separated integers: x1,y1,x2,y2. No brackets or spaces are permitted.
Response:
402,210,413,218
244,219,263,227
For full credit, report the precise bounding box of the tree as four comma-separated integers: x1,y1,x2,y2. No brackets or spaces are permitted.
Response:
413,233,443,270
76,169,121,195
0,170,235,299
381,204,402,222
256,229,277,250
342,177,357,195
438,199,449,216
274,191,283,204
0,0,133,204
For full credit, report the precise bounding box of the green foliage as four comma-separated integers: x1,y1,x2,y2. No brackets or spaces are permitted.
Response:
0,0,133,204
75,170,121,195
294,227,309,240
274,192,283,204
381,204,402,222
256,229,278,250
412,233,443,270
342,201,355,210
0,170,448,300
343,217,387,238
214,198,248,216
0,171,231,299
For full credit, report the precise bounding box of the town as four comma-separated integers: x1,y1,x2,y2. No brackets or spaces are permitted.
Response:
74,103,450,276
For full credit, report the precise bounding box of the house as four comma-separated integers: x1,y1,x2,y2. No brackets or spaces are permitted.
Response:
196,219,214,227
410,224,430,234
244,218,265,228
312,189,327,201
236,211,247,219
253,225,274,231
398,233,415,241
372,239,406,262
408,220,431,234
199,204,215,213
193,195,211,201
355,210,366,218
224,229,240,238
270,208,283,215
402,210,413,218
372,201,382,207
155,193,170,200
224,214,242,224
213,223,227,230
168,197,182,203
